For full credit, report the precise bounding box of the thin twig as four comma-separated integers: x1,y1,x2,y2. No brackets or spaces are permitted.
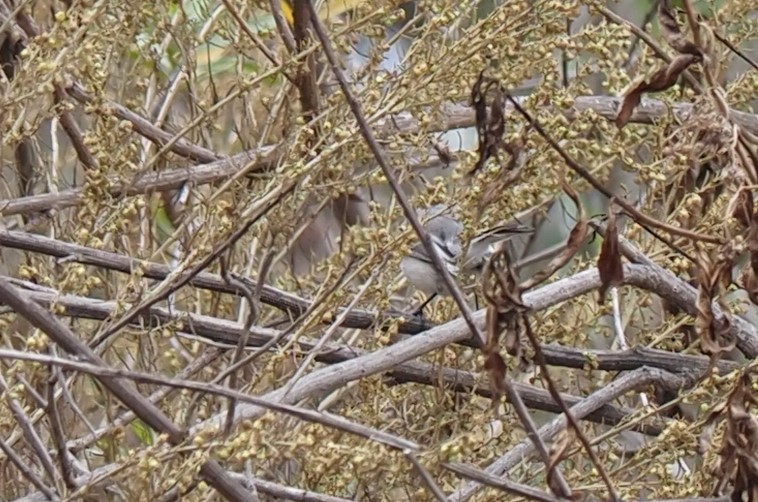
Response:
443,462,557,501
87,177,294,350
522,321,620,501
681,0,701,49
305,0,486,348
405,452,449,501
502,375,573,497
622,0,661,71
713,31,758,73
220,0,294,82
0,277,254,502
17,459,356,502
46,362,77,490
268,0,296,53
0,373,59,491
66,348,223,453
449,367,686,501
0,348,421,453
0,436,59,501
220,253,260,436
14,12,98,171
280,257,384,399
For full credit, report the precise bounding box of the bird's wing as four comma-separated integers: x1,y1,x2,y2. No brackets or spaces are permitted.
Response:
473,222,534,243
462,222,534,271
408,241,459,274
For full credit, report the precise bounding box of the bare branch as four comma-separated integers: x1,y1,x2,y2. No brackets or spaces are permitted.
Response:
0,436,58,501
0,373,59,491
0,277,254,501
2,96,758,219
16,464,355,502
187,263,743,434
0,147,277,217
0,348,421,452
305,0,485,347
0,229,433,333
443,462,556,501
450,367,686,501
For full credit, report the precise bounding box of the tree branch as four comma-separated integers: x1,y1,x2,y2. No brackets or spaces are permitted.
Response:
0,277,255,502
3,96,756,218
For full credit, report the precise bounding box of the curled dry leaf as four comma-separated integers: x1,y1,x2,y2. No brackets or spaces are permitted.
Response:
730,188,754,230
481,243,528,405
483,350,508,405
468,72,525,185
695,247,737,358
617,1,706,129
597,202,624,303
742,211,758,305
699,24,719,82
658,0,704,57
471,70,489,144
616,54,701,129
520,178,588,291
704,373,758,499
502,314,522,358
547,428,578,497
470,71,504,174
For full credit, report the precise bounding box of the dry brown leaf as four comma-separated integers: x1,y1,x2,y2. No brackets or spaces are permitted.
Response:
470,72,507,174
520,178,587,290
705,373,758,499
617,1,705,129
481,245,527,406
695,248,736,357
658,0,704,57
731,189,754,229
749,212,758,276
616,54,701,129
741,211,758,305
503,314,521,358
597,203,624,303
484,351,507,405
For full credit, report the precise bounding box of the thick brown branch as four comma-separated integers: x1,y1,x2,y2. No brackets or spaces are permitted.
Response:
66,83,222,164
14,280,733,379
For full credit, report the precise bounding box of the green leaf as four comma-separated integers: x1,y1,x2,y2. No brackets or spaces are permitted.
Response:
153,204,177,245
667,0,725,17
131,418,155,446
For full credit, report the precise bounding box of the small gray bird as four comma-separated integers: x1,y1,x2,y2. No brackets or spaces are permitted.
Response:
400,204,534,312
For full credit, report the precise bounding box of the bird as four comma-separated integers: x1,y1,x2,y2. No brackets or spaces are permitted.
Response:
400,204,534,314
